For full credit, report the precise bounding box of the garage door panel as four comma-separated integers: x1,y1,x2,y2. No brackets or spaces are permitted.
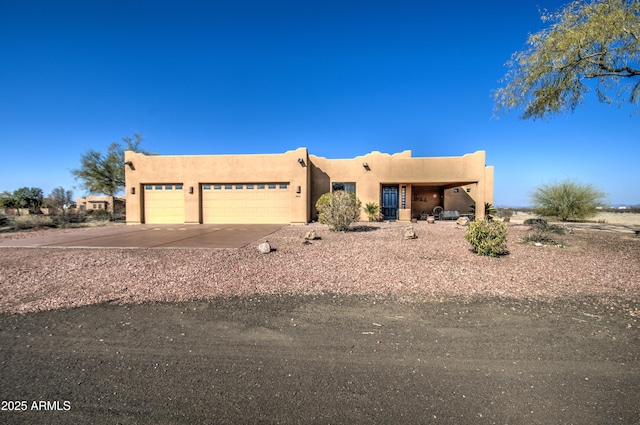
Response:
202,183,290,224
144,184,185,224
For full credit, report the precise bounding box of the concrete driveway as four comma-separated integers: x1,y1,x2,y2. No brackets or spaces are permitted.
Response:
0,224,286,249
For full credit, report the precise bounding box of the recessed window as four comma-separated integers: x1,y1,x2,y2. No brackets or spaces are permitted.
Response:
224,184,233,190
236,184,243,190
279,183,288,189
175,185,183,190
257,184,265,189
268,184,276,189
203,185,211,190
466,188,471,193
155,185,162,190
165,185,173,190
145,185,153,191
246,184,254,189
332,182,356,194
453,188,459,193
214,185,221,190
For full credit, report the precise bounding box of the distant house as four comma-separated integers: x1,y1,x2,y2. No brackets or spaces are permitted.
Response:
124,148,494,224
76,196,125,214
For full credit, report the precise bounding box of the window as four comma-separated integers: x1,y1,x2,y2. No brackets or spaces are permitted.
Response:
236,184,243,190
268,184,276,189
453,188,459,193
257,184,265,189
165,185,173,190
214,185,221,190
175,185,183,190
332,182,356,193
145,185,153,190
203,185,211,190
155,185,162,190
246,184,254,189
279,183,288,189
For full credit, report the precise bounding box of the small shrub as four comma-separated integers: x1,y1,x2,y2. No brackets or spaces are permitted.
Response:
522,222,566,246
364,202,382,222
315,190,362,232
524,218,547,226
12,215,54,229
464,219,508,257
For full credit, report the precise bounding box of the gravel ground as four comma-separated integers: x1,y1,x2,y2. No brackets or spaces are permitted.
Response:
1,221,639,315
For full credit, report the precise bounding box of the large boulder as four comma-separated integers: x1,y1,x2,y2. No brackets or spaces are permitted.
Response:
456,216,470,226
257,241,272,254
403,226,417,239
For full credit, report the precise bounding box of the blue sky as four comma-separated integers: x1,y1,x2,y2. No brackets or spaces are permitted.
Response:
1,0,638,207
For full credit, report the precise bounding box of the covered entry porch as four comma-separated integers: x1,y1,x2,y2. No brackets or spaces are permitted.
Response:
380,182,478,221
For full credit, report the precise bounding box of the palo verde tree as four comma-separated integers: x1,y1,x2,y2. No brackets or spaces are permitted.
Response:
72,134,149,197
12,187,44,213
530,179,607,221
46,187,74,212
494,0,640,120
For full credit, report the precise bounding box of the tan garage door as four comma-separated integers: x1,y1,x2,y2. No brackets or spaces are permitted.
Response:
202,183,290,224
144,184,185,224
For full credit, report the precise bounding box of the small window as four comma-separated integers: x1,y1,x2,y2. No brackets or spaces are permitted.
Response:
155,185,162,190
145,185,153,191
175,185,183,190
236,184,243,190
453,188,459,193
279,183,288,189
203,185,211,190
214,185,222,190
225,185,233,190
268,184,276,189
246,184,254,189
332,182,356,194
466,188,471,193
165,185,173,190
257,184,265,189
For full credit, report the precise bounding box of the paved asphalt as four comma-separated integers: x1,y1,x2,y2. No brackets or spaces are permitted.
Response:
0,224,286,249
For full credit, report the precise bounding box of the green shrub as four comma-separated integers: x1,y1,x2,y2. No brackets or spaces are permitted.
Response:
364,202,382,222
464,219,508,257
315,190,362,231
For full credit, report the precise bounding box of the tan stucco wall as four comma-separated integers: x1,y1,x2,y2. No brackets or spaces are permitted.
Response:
125,148,493,224
309,150,492,220
125,148,310,224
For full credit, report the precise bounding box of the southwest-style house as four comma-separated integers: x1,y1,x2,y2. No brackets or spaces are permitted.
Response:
124,148,494,224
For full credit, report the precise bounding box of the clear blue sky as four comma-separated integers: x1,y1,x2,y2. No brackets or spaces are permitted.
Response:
1,0,638,207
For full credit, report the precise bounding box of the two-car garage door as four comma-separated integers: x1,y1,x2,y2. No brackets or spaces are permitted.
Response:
202,183,290,224
143,183,291,224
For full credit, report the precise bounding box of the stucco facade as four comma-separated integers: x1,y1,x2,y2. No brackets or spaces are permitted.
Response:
125,148,493,224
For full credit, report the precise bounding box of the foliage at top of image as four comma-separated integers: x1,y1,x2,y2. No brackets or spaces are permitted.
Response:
72,133,150,196
464,219,508,257
530,179,607,221
494,0,640,120
315,190,362,232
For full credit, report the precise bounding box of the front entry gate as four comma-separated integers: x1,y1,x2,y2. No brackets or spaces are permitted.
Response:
381,185,399,220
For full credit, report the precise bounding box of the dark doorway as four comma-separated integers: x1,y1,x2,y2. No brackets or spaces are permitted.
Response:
381,185,399,220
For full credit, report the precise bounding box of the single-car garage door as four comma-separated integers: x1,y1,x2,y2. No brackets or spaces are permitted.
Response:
144,184,185,224
202,183,290,224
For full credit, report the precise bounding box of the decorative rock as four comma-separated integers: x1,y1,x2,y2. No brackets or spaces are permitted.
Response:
403,226,417,239
304,230,317,240
427,216,435,224
456,216,470,226
257,241,271,254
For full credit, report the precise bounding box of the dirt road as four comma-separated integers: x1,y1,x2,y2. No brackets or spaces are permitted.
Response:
1,295,638,424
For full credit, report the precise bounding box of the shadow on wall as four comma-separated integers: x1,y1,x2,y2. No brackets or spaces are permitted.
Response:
309,162,330,220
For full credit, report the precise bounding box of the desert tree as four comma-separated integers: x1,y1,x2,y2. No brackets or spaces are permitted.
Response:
315,190,362,231
72,133,149,197
12,187,44,213
494,0,640,120
46,187,74,212
530,179,607,221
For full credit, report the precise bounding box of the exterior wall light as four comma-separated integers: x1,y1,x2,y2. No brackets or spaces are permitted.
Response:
189,187,194,194
130,187,135,194
296,186,301,194
363,162,370,171
297,158,304,165
124,161,135,170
